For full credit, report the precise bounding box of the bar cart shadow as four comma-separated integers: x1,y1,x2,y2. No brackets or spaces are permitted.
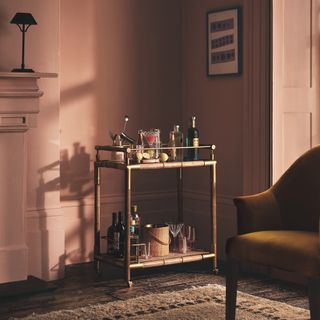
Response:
94,144,217,287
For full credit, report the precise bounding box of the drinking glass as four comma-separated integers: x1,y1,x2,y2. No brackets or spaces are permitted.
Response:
167,222,184,252
142,129,161,161
187,226,196,251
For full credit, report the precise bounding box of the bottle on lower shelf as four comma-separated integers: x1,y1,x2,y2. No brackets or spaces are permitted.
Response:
114,211,125,258
107,212,117,255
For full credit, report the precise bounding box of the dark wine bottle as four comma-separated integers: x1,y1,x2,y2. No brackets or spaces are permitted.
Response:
131,205,140,236
114,211,125,258
185,116,199,160
107,212,117,255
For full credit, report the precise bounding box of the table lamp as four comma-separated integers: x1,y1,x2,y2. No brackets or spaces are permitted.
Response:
10,12,37,72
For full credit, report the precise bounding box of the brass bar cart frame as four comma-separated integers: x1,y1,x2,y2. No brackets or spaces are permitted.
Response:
94,144,217,287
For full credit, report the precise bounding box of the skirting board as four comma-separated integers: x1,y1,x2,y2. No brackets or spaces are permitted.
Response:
0,275,57,298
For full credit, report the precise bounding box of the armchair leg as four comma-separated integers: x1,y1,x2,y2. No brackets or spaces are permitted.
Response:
308,277,320,320
226,258,238,320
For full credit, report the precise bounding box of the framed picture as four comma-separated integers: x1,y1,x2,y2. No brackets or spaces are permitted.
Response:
207,7,241,76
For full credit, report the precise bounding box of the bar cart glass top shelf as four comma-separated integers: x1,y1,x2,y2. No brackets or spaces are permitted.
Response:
94,144,217,288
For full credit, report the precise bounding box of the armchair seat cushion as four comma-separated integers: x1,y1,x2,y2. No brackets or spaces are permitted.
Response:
227,230,320,277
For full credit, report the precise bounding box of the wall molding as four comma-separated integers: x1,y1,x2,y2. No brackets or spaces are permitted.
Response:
26,189,235,218
60,189,177,209
242,0,271,195
26,206,63,218
183,189,235,207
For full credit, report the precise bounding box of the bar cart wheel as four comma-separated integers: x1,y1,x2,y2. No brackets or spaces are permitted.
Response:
94,260,100,273
94,260,103,276
127,280,133,288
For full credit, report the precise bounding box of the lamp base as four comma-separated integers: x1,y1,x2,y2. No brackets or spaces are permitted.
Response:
12,68,34,73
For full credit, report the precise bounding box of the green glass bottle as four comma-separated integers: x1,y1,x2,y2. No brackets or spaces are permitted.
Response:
185,116,199,160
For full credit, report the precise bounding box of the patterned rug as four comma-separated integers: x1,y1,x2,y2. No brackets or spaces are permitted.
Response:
14,284,309,320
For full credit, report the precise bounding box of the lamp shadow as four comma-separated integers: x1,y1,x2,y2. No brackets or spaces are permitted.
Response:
60,142,94,264
35,142,93,279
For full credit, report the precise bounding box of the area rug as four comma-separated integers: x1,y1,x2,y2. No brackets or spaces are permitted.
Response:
15,284,309,320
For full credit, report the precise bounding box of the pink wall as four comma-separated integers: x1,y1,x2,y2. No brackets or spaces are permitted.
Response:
60,0,182,264
181,0,270,257
182,0,245,197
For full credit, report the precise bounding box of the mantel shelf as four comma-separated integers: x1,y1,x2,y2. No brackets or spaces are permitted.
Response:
0,71,58,132
0,72,58,79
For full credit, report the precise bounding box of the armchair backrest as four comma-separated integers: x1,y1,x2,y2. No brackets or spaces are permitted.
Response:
271,145,320,232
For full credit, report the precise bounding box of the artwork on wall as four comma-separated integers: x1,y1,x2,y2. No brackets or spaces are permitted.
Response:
207,7,241,76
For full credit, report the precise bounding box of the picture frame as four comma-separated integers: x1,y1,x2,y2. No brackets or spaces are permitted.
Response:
207,7,242,76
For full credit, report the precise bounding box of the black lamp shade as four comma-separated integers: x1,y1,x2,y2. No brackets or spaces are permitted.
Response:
10,13,37,26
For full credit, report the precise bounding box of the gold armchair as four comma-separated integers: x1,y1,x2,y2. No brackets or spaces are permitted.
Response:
226,146,320,320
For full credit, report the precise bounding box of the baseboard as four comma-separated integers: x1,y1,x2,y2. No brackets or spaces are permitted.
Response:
0,275,57,298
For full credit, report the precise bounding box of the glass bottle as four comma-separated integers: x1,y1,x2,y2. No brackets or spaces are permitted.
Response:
107,212,117,255
114,211,125,258
185,116,199,160
173,125,183,161
135,130,144,163
168,131,176,161
131,205,140,236
130,205,140,262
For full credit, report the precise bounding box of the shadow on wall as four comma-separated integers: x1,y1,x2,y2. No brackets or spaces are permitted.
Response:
36,160,61,279
61,142,94,264
35,142,93,276
61,142,92,198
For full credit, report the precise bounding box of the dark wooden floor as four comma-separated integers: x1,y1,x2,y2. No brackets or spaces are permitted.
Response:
0,261,309,320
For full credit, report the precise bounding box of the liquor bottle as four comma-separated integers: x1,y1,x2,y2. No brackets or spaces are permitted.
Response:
131,205,140,236
173,125,183,161
185,116,199,160
114,211,125,258
168,131,176,161
129,205,140,262
135,130,144,163
107,212,117,255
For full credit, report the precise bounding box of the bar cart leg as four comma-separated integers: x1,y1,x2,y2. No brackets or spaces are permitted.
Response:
177,167,183,222
94,163,102,274
125,168,132,287
210,163,218,274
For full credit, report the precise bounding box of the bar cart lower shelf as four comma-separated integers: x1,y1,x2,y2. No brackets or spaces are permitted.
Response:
94,143,217,288
96,250,215,269
95,251,216,287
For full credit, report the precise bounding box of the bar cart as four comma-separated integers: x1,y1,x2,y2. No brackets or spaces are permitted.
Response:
94,144,217,287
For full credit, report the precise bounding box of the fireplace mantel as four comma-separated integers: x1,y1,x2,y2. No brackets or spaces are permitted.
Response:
0,72,57,132
0,71,58,284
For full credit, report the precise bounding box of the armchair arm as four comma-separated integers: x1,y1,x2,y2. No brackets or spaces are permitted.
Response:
234,190,282,234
